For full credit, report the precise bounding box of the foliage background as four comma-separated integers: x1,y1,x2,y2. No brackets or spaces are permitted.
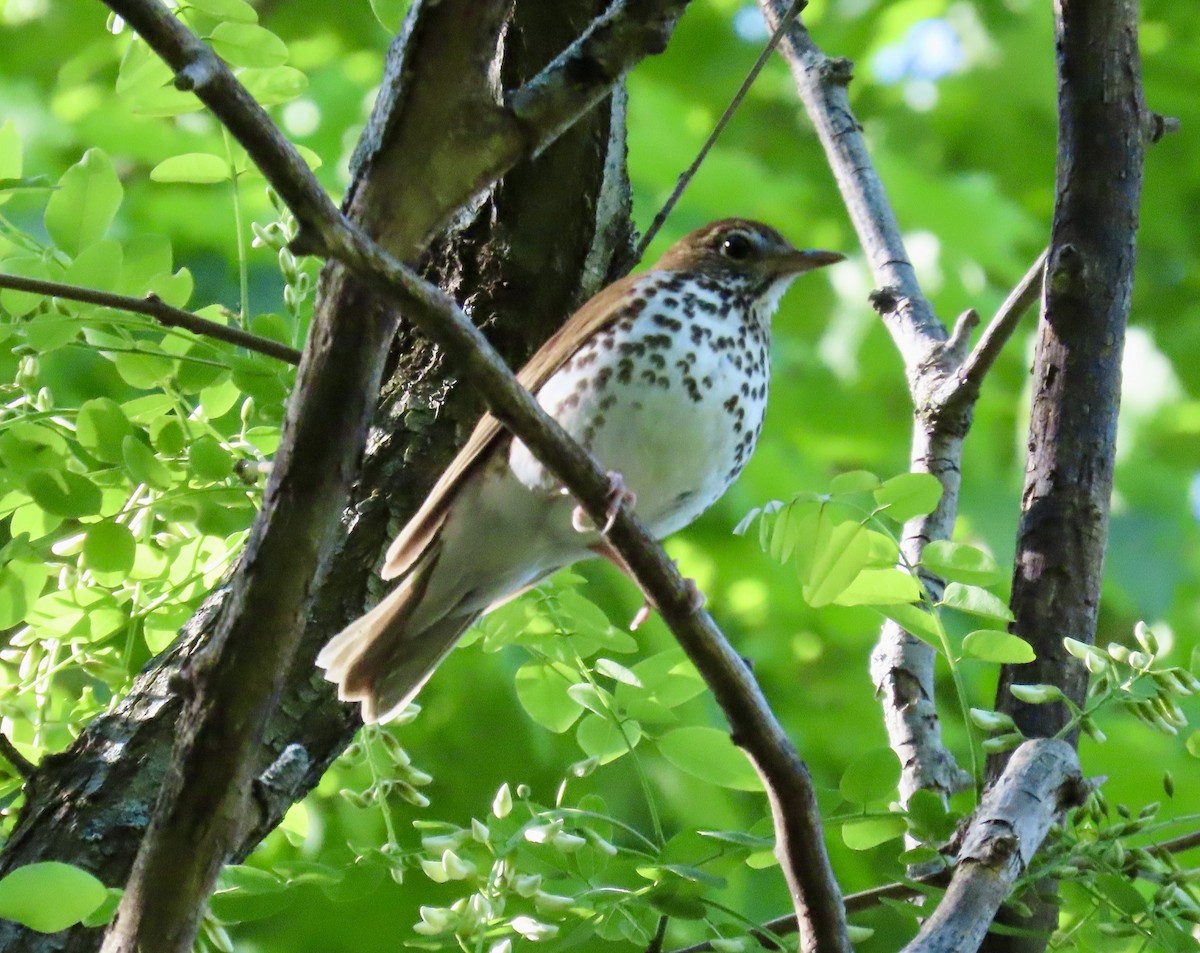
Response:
0,0,1198,950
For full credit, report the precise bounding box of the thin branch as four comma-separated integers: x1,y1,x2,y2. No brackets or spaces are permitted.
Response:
91,3,850,953
633,0,806,262
669,820,1200,953
936,250,1047,412
758,0,969,807
0,733,35,780
903,740,1084,953
0,273,301,365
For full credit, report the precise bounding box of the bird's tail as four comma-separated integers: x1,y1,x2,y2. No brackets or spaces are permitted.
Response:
316,551,476,724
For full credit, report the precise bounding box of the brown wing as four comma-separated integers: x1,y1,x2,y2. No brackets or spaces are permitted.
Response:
381,272,647,581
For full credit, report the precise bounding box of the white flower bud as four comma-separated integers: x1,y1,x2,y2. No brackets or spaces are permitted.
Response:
441,848,477,880
534,891,574,912
513,873,543,897
493,783,513,818
510,916,559,941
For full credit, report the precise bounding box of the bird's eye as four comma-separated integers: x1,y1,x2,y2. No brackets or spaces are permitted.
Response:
719,232,754,260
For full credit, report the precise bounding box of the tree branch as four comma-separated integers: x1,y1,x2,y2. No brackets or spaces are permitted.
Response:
991,0,1146,759
0,272,301,365
936,251,1047,413
903,740,1084,953
0,733,35,781
93,1,698,952
758,0,973,807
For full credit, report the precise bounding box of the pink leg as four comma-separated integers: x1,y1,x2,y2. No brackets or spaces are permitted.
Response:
589,540,706,631
572,471,636,535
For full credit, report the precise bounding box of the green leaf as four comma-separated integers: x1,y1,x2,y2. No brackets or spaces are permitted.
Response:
0,257,52,318
839,747,901,804
1184,730,1200,759
369,0,407,32
189,436,234,480
879,604,944,650
566,683,613,717
44,149,124,256
829,469,880,495
65,239,124,294
961,630,1035,664
576,713,640,764
595,657,641,687
803,518,872,607
0,561,48,629
25,469,103,518
0,121,21,180
841,816,906,851
187,0,258,21
514,662,582,733
833,568,922,606
939,583,1014,622
150,153,231,184
0,862,107,933
76,398,135,464
240,66,308,106
83,522,137,574
122,435,174,490
920,541,1005,586
873,473,943,523
210,22,289,68
657,726,763,791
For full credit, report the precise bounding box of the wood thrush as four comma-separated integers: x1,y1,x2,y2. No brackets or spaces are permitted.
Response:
318,219,844,723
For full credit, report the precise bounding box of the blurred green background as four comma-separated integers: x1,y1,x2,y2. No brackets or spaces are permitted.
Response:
0,0,1197,950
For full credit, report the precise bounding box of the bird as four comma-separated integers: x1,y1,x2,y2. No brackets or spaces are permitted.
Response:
318,219,844,723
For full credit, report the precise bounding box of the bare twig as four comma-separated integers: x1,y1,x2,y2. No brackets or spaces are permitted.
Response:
903,740,1084,953
936,251,1047,412
0,272,301,365
633,0,806,261
95,3,849,953
0,733,35,780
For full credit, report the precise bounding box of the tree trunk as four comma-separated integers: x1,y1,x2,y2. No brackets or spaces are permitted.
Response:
0,3,631,950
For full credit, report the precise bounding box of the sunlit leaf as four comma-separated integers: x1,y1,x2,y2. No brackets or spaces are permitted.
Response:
0,862,107,933
150,153,231,184
44,149,123,256
657,726,762,791
210,22,289,68
939,583,1014,622
920,540,1005,586
961,630,1035,664
873,473,943,523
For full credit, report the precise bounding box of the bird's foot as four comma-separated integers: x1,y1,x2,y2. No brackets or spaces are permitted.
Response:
572,471,636,535
629,576,706,631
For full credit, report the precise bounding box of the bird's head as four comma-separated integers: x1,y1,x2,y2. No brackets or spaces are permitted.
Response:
655,218,845,285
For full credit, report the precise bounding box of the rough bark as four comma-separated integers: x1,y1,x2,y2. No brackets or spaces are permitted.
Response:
982,1,1145,950
0,3,630,950
992,0,1146,768
903,740,1084,953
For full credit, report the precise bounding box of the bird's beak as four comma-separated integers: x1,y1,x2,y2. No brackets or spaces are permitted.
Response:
770,248,846,276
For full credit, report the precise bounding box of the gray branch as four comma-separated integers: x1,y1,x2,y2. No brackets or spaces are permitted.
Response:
758,0,974,807
903,740,1085,953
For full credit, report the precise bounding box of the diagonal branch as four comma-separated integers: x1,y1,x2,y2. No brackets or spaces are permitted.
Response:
95,2,848,953
936,251,1048,413
903,740,1084,953
0,272,302,365
96,1,698,952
